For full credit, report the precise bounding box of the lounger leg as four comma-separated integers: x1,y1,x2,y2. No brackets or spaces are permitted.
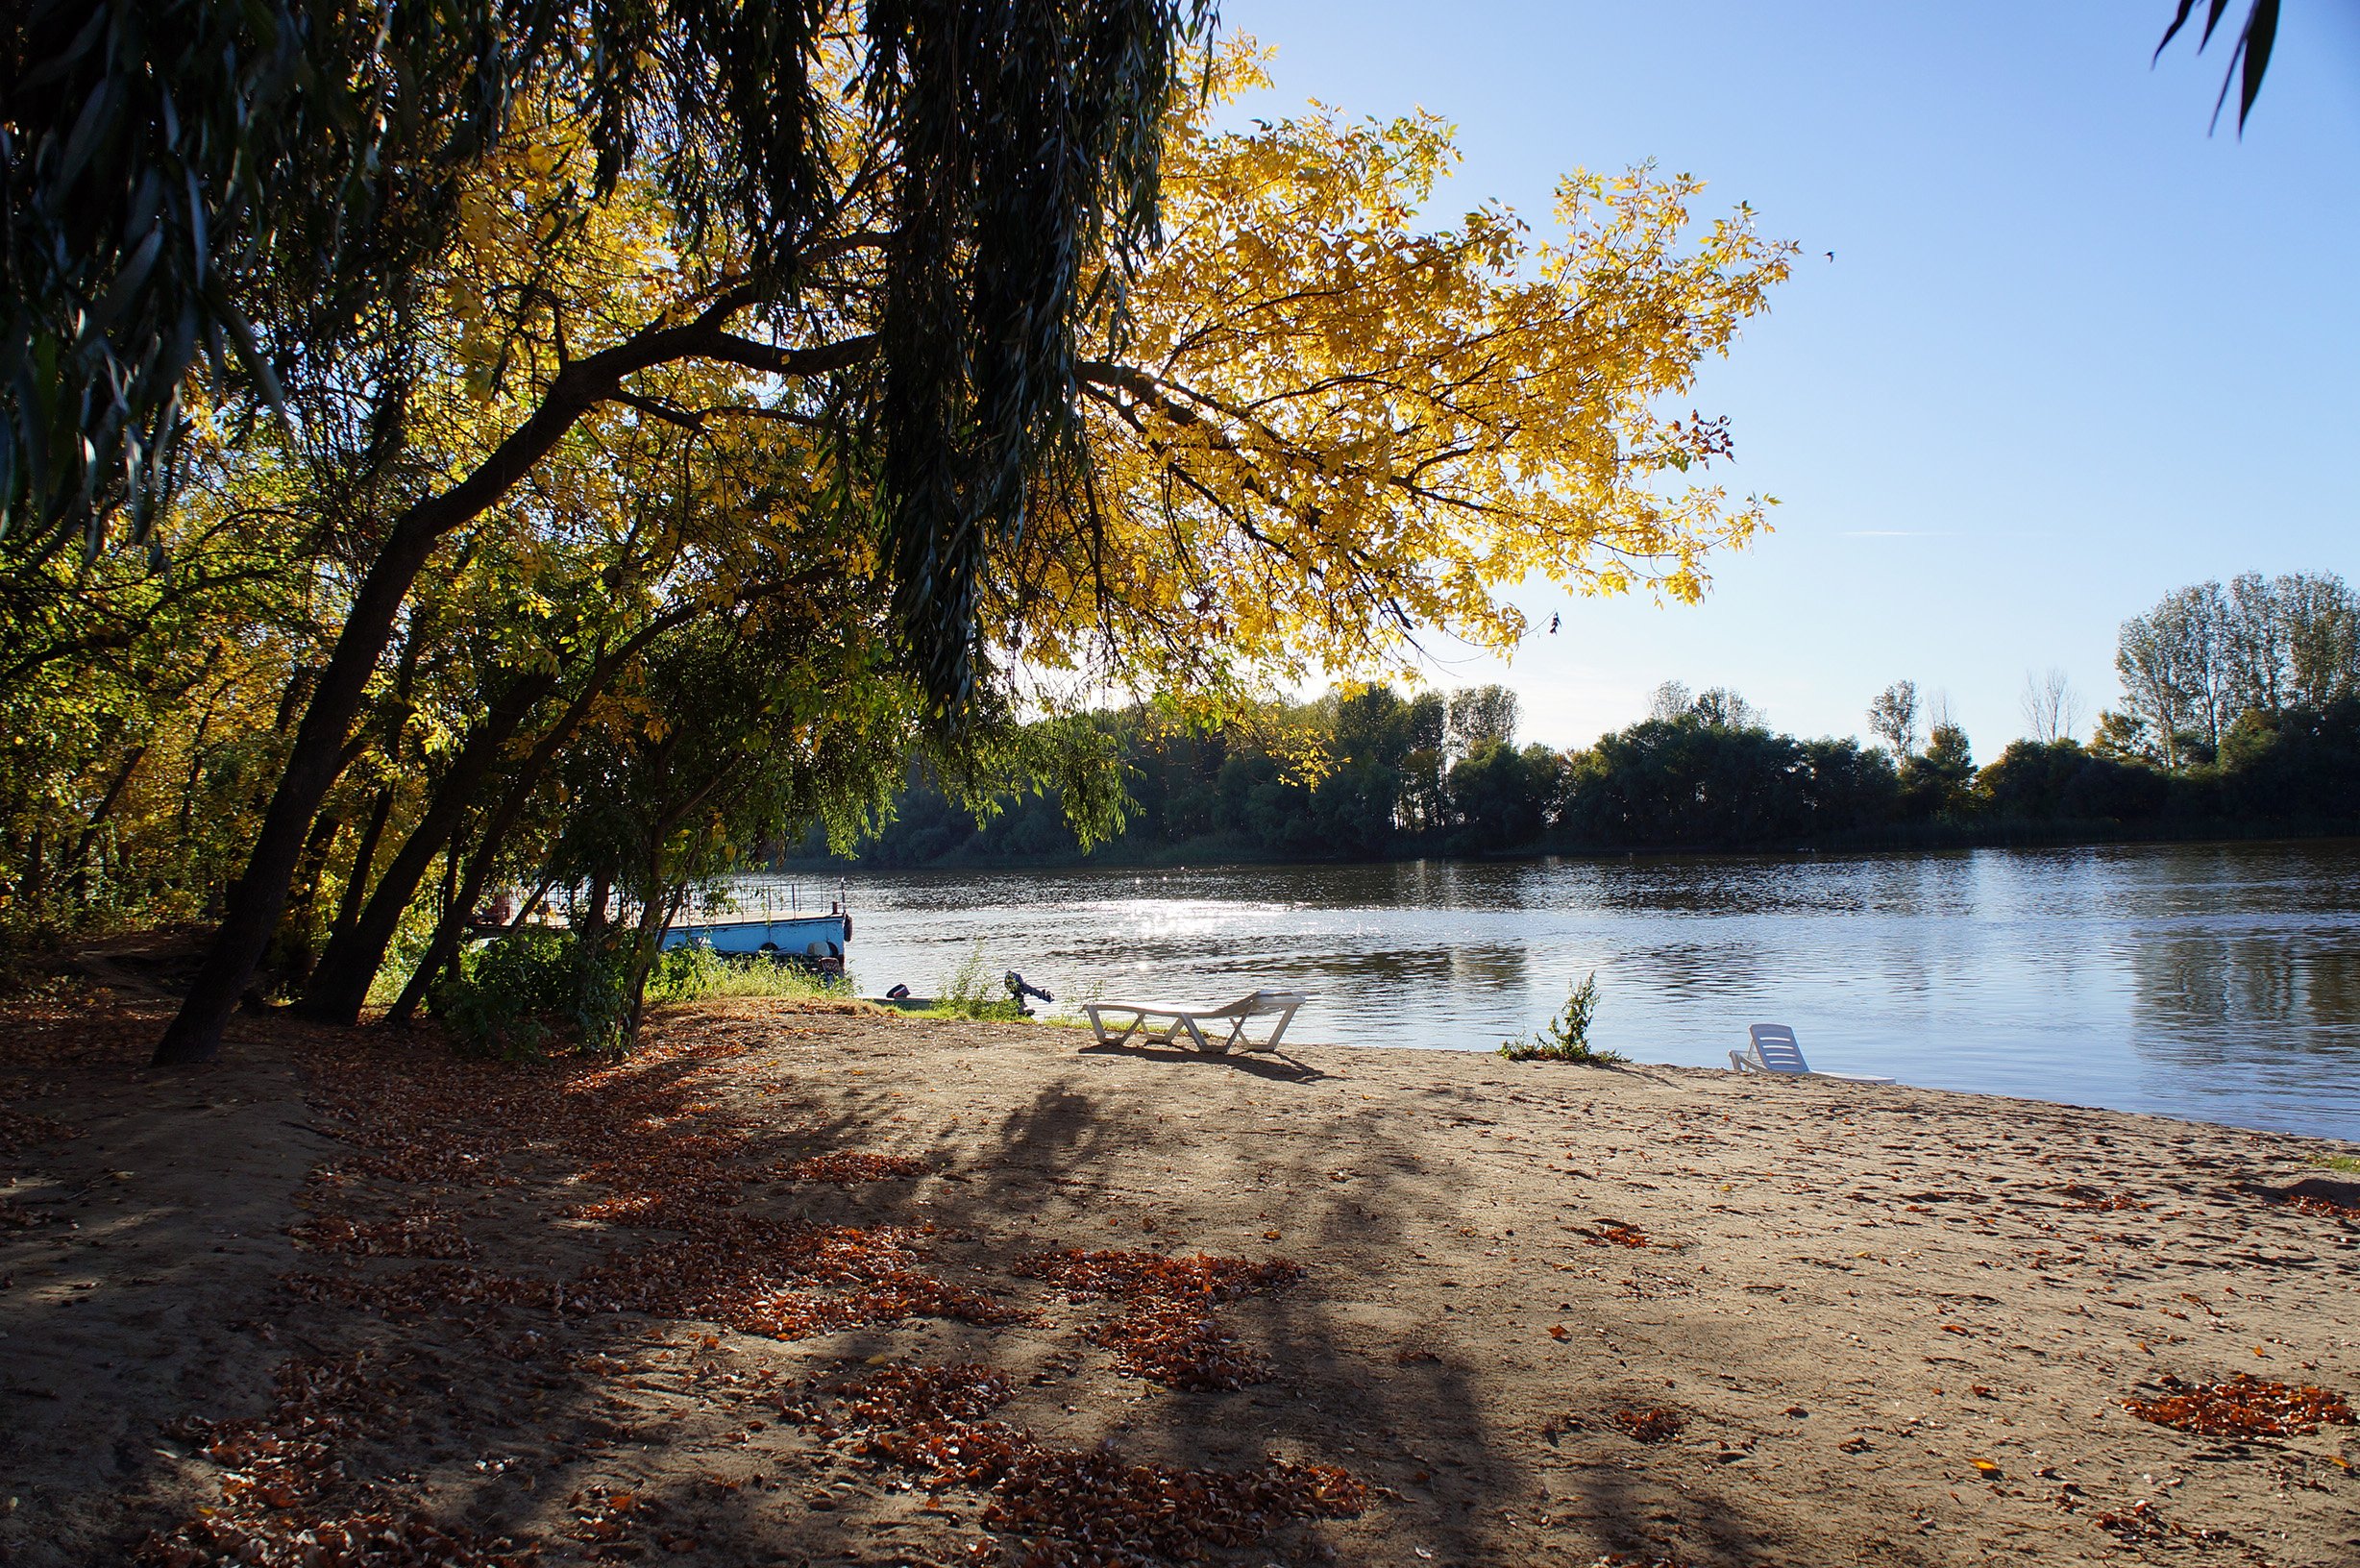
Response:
1089,1007,1145,1047
1254,1001,1300,1053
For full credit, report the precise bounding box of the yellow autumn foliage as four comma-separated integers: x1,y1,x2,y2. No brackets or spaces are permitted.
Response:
1009,44,1794,706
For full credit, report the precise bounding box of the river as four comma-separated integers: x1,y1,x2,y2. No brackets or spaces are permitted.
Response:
747,840,2360,1141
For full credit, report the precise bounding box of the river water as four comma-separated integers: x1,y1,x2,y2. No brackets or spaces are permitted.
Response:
750,841,2360,1141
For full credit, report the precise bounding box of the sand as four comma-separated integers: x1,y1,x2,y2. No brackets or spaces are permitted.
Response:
4,987,2358,1567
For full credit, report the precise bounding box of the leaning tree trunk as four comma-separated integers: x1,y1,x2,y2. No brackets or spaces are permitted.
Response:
267,806,348,991
148,315,860,1065
621,884,686,1043
385,769,553,1029
153,511,456,1062
328,787,395,949
295,672,553,1026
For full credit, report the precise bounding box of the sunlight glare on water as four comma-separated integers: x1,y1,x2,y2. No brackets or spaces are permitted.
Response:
743,841,2360,1141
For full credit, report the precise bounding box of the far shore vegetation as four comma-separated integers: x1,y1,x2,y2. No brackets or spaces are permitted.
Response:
791,571,2360,870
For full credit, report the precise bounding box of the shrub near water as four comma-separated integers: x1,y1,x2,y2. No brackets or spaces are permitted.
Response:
430,930,630,1058
1499,974,1624,1064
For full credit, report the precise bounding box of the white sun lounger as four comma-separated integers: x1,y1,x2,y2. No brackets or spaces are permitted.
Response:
1083,990,1307,1055
1729,1023,1895,1085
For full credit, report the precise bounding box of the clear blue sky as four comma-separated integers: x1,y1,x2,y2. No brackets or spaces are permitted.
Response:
1217,1,2360,756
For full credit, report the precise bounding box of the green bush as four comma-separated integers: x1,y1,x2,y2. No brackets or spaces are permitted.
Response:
1499,974,1622,1065
430,929,631,1059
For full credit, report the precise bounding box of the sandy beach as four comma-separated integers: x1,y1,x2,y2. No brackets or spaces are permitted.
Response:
4,989,2358,1567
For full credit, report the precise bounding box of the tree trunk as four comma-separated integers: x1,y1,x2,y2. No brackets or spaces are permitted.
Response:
622,884,684,1042
329,787,395,948
268,806,348,992
151,320,867,1065
581,872,612,940
295,672,553,1026
15,829,44,907
152,512,448,1063
60,743,147,904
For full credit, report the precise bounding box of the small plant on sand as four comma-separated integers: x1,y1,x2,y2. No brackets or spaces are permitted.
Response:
2311,1152,2360,1173
1499,974,1622,1065
932,939,1023,1021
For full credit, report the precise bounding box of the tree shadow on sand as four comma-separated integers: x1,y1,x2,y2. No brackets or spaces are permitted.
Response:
86,998,1830,1567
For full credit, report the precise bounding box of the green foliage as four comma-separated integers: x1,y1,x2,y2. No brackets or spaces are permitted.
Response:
1445,740,1563,854
430,929,630,1060
866,0,1217,714
2311,1153,2360,1174
4,0,1206,588
0,483,312,941
645,943,848,1007
361,899,446,1009
1559,714,1893,847
1898,723,1978,821
1978,739,2166,822
2115,573,2360,771
1499,975,1621,1065
799,656,2360,870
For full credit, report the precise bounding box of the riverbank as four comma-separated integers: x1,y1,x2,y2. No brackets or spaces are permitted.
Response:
5,991,2357,1566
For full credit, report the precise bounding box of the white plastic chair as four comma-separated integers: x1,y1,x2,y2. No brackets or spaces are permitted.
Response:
1730,1023,1895,1085
1083,991,1306,1055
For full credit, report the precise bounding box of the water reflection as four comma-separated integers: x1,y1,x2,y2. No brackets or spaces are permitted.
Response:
750,840,2360,1139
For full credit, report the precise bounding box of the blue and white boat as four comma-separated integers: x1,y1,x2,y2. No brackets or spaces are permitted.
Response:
661,888,850,974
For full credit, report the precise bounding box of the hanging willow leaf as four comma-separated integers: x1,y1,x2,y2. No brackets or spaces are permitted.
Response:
2155,0,2281,135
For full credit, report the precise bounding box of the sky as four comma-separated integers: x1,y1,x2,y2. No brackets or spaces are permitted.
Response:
1213,0,2360,756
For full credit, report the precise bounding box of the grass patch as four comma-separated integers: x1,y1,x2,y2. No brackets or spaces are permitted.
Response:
649,943,851,1005
2309,1152,2360,1173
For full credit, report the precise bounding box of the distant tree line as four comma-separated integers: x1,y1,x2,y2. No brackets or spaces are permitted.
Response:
804,570,2360,868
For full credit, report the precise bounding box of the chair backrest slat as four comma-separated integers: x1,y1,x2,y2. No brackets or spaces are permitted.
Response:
1749,1022,1808,1074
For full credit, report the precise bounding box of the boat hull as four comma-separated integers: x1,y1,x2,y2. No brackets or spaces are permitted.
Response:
662,914,848,967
